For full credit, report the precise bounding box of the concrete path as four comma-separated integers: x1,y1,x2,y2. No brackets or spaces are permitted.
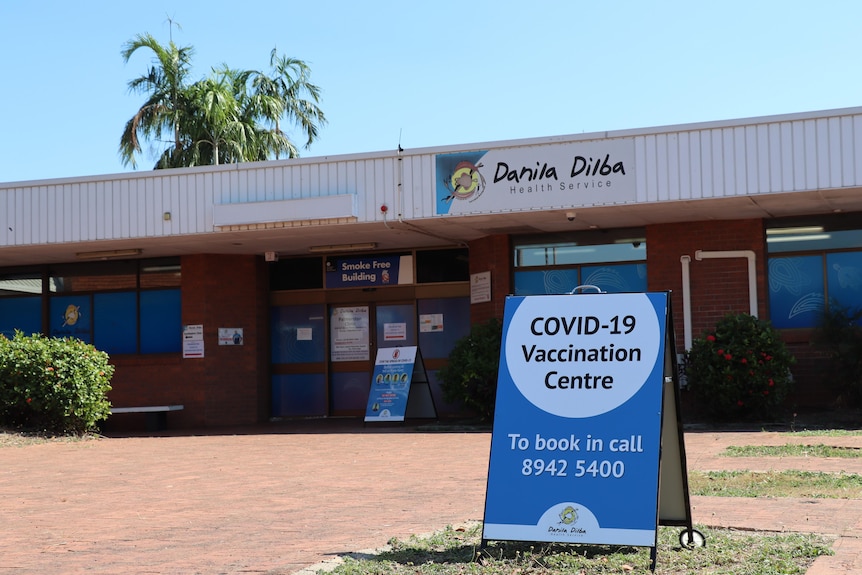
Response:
0,423,859,574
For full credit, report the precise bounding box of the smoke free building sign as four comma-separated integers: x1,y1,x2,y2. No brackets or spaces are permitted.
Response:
483,292,668,547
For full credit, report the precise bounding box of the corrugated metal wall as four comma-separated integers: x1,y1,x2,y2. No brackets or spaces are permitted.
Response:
2,109,862,248
634,114,862,204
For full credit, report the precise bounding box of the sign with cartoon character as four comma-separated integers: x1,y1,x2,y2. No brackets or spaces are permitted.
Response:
482,292,669,547
365,346,418,422
325,255,412,289
434,138,636,216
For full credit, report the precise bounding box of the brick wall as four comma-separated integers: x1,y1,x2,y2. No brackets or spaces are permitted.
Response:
108,254,269,429
468,234,511,325
647,218,839,409
647,219,768,353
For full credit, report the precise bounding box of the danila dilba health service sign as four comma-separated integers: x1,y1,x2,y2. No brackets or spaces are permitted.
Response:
434,138,635,216
483,292,668,546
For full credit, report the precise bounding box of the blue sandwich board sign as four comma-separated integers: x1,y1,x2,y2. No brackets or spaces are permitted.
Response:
482,292,673,550
365,346,417,422
364,346,436,422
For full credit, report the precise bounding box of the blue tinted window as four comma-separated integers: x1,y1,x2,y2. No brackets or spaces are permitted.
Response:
140,290,181,353
767,229,862,253
49,295,93,343
514,264,647,296
0,297,41,338
581,263,648,293
827,252,862,311
271,304,326,363
768,256,825,328
417,297,471,359
331,371,369,412
2,261,180,354
376,304,416,348
94,292,137,354
271,373,327,417
514,269,580,295
515,242,646,266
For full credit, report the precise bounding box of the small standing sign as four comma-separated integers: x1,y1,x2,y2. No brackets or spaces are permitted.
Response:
364,346,436,422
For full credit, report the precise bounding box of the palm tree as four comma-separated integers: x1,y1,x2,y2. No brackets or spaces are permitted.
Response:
252,48,327,159
182,67,283,166
119,34,194,169
188,72,244,166
120,35,326,169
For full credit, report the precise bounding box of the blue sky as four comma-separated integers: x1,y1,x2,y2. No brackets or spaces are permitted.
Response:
2,0,861,183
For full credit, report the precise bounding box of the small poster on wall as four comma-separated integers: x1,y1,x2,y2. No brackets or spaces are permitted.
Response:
218,328,244,345
471,271,492,304
182,324,204,358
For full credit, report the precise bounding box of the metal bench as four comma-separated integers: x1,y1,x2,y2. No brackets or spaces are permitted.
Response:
110,405,184,431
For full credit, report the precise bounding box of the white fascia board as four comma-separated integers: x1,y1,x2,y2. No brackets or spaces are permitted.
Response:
213,194,356,226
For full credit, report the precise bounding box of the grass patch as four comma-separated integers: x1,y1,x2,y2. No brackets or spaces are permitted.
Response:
689,470,862,498
785,429,862,437
321,523,832,575
723,443,862,458
0,428,100,447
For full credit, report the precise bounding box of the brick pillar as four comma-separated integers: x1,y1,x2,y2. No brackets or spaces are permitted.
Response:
468,234,511,325
181,254,269,427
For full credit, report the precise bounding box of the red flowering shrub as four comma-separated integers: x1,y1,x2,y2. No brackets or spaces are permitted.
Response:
684,313,795,421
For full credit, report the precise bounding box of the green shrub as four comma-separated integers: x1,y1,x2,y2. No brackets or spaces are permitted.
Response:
811,304,862,407
684,313,795,421
438,318,502,421
0,332,114,434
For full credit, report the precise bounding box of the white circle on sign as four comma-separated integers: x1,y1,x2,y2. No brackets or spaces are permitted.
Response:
504,294,661,418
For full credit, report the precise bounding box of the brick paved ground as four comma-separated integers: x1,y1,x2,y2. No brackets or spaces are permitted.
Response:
0,422,859,574
684,430,862,574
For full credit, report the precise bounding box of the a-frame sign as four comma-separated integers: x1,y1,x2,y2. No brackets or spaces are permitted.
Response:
364,346,437,422
482,291,701,570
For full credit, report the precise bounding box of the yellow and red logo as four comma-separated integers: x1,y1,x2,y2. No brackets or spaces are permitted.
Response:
444,161,485,203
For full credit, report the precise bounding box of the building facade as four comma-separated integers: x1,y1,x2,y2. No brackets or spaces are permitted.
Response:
2,107,861,427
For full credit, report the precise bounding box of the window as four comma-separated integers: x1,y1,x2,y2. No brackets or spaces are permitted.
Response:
767,215,862,329
416,248,469,283
269,257,324,290
0,259,181,354
0,273,43,338
513,230,647,295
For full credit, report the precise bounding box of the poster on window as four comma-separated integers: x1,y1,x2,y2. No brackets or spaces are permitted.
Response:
49,296,92,343
383,322,407,341
330,306,370,361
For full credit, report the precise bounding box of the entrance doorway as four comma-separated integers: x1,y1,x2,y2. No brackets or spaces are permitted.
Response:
270,284,470,419
328,302,416,415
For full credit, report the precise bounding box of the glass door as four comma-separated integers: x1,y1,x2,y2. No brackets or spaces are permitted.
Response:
270,303,327,417
328,302,416,415
375,303,417,350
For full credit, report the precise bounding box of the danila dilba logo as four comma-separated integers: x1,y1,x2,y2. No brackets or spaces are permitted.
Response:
62,304,81,327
